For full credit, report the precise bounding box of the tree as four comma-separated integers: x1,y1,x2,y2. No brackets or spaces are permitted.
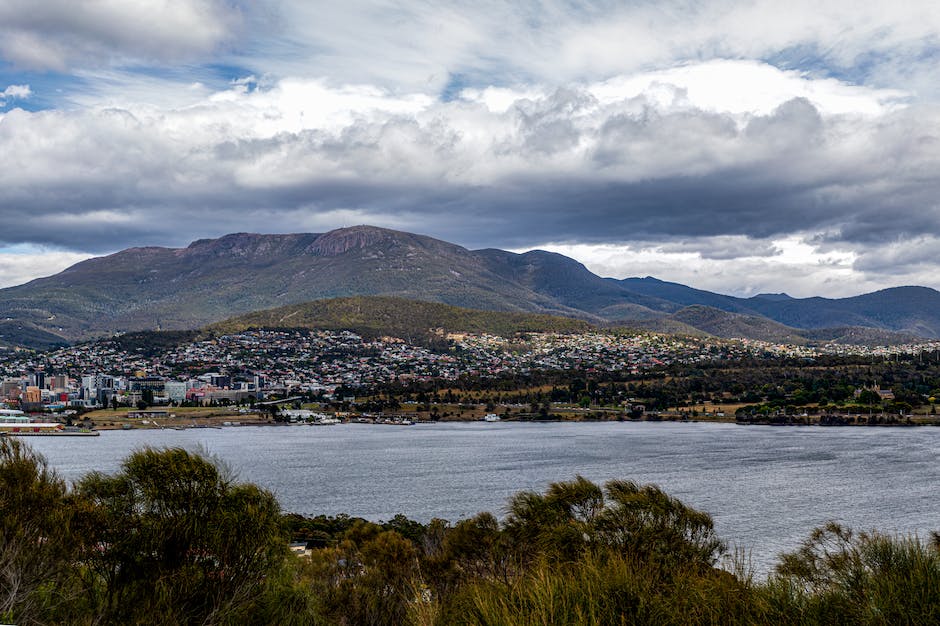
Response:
309,522,419,626
857,389,881,407
503,477,724,571
597,480,725,570
0,438,80,624
504,476,604,563
265,404,285,421
440,512,515,586
75,448,287,625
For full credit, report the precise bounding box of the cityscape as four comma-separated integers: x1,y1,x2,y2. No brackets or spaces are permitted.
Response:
3,327,940,413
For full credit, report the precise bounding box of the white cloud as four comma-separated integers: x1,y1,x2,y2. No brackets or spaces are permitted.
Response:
63,70,217,110
0,245,92,288
1,59,940,295
1,84,30,99
231,1,940,97
0,0,240,70
522,237,872,299
0,84,30,108
587,60,907,117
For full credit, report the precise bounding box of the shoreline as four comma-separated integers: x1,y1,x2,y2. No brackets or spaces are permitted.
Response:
75,417,940,433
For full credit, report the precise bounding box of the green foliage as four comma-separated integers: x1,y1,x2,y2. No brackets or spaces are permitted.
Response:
306,523,420,626
74,447,288,624
767,522,940,624
0,438,80,624
111,329,201,355
505,476,605,562
5,442,940,625
503,477,724,570
597,480,725,570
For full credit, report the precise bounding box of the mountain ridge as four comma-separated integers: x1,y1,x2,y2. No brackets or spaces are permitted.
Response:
1,225,938,348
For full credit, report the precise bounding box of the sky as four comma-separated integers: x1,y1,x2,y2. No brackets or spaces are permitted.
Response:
2,1,940,297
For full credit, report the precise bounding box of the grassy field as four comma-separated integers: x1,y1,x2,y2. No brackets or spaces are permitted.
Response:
80,406,269,429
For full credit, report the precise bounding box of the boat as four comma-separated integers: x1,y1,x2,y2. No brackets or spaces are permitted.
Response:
310,414,342,425
483,413,501,422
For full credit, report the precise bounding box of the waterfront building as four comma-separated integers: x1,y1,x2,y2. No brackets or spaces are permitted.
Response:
165,381,187,403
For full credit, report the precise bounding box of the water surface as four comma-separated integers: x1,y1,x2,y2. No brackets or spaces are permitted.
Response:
26,422,940,573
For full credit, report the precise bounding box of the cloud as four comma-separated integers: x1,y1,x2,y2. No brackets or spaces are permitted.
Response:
0,244,92,289
0,62,933,243
0,0,241,71
223,0,940,96
1,58,940,295
1,84,30,98
523,236,870,298
4,1,940,100
0,83,30,107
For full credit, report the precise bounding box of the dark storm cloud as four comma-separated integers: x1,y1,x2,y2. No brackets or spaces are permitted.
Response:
0,78,938,259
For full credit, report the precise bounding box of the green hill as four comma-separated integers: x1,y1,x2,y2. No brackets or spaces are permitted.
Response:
207,296,594,342
0,321,69,350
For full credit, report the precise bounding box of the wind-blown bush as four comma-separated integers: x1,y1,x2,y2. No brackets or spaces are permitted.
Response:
0,438,80,625
75,447,288,625
305,519,420,626
502,476,724,570
596,480,726,571
766,522,940,624
447,477,734,625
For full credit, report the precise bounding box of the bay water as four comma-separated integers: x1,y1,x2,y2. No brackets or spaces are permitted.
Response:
24,421,940,574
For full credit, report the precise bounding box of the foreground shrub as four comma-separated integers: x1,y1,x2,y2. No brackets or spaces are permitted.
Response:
304,519,421,626
455,551,760,626
765,522,940,624
75,447,290,625
0,438,81,624
503,476,725,570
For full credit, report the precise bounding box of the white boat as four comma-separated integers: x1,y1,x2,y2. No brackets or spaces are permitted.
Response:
483,413,501,422
312,416,341,425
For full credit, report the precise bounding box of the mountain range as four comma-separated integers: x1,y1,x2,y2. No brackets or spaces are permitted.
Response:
0,225,936,348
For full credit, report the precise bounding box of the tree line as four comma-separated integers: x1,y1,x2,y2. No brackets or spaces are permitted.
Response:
357,355,940,414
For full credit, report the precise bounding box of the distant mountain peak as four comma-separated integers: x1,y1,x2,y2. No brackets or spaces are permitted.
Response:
180,232,320,259
752,292,793,301
307,225,405,256
873,285,940,295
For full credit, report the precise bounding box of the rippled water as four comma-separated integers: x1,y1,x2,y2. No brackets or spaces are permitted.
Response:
24,422,940,573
